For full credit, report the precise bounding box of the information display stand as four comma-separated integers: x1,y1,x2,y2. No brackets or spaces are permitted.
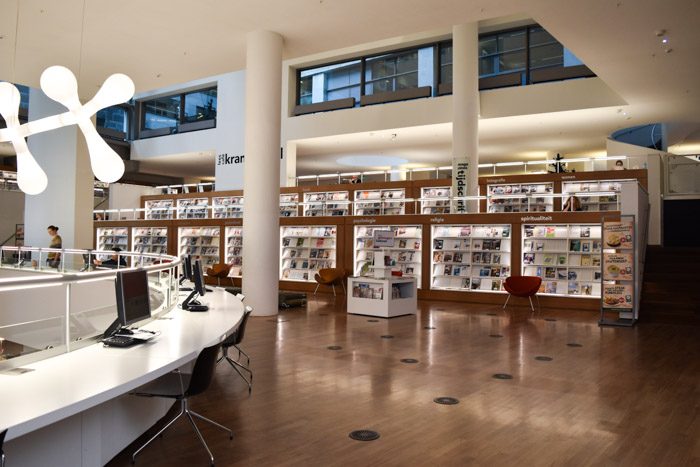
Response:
599,214,637,326
347,277,417,318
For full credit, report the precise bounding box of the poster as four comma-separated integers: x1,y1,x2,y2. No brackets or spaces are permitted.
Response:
602,284,633,309
603,253,633,281
603,220,633,250
452,160,469,213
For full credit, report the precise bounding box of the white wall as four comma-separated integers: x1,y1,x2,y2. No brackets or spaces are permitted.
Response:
0,190,25,245
108,183,159,211
607,138,665,245
25,89,94,250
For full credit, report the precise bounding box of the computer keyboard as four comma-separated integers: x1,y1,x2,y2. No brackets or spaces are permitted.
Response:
103,335,138,347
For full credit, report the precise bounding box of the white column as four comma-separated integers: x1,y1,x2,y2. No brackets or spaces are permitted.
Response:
451,23,480,213
242,30,283,316
24,88,93,251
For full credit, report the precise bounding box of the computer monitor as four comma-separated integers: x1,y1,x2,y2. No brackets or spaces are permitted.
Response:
115,269,151,328
179,255,193,285
182,260,208,311
193,259,207,296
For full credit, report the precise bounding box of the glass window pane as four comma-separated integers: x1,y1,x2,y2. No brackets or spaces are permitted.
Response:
479,37,497,56
184,89,217,123
563,48,584,67
530,27,557,47
16,84,30,109
97,106,127,132
299,60,361,104
499,50,526,72
479,57,495,76
365,50,419,95
498,30,526,53
440,44,453,84
142,95,179,131
530,43,563,69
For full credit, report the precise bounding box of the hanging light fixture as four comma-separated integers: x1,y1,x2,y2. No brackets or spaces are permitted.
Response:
0,0,135,194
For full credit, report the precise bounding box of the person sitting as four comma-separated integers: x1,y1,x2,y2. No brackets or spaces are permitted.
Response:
563,195,582,212
93,247,127,269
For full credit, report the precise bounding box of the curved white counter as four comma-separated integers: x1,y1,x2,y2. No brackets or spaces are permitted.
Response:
0,288,244,466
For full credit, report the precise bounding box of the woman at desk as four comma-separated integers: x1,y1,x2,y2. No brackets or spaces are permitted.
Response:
93,247,127,268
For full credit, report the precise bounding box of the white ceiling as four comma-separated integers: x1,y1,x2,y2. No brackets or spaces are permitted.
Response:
1,0,699,177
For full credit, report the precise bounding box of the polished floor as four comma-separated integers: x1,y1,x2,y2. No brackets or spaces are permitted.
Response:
108,295,700,466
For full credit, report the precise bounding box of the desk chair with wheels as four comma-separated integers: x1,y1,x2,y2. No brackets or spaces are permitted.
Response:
131,343,233,466
206,263,233,287
503,276,542,312
313,268,346,296
218,305,253,393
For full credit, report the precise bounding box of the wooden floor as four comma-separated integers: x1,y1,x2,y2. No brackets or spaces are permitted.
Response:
107,296,700,467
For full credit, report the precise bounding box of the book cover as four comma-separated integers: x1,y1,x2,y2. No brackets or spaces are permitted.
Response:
581,255,592,266
543,254,555,265
433,239,443,250
545,267,556,279
545,281,557,294
545,227,556,238
569,240,581,252
523,253,535,265
557,255,567,265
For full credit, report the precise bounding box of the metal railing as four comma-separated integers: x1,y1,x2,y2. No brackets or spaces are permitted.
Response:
94,192,620,221
0,247,181,370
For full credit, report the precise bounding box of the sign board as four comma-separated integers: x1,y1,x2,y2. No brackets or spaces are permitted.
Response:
603,220,634,249
603,253,633,281
602,284,633,309
452,160,469,213
372,230,395,248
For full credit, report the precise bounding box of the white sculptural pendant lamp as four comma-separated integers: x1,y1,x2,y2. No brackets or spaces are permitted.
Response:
0,65,135,195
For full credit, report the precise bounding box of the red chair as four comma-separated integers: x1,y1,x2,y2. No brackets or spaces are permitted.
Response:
503,276,542,312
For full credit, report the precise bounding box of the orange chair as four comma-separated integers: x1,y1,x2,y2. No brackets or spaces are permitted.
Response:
206,263,233,287
313,268,347,296
503,276,542,312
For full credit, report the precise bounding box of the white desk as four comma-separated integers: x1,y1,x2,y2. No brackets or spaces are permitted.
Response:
0,287,244,467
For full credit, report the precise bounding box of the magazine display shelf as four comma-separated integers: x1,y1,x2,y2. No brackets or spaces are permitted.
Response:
354,224,422,288
347,276,417,318
132,227,168,266
280,225,337,282
144,199,174,220
96,227,129,251
224,226,243,277
303,191,349,217
354,188,406,216
178,226,221,268
431,224,511,292
421,187,452,214
212,196,244,219
522,223,603,297
486,182,554,213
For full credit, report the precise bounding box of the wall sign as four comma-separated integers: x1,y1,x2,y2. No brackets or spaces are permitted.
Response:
452,160,469,213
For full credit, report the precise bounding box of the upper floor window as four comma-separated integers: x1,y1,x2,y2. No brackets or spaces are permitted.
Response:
97,106,129,133
138,87,217,138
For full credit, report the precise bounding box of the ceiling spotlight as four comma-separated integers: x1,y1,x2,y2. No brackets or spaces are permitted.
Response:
661,37,669,44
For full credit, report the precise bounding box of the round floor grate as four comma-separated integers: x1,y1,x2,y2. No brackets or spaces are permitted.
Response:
534,356,553,361
486,312,498,316
319,313,328,316
327,345,342,350
423,326,436,330
349,430,380,441
492,373,513,380
435,308,446,311
380,335,395,339
544,318,557,322
489,334,504,338
567,343,583,347
433,397,459,405
400,358,419,364
368,319,379,322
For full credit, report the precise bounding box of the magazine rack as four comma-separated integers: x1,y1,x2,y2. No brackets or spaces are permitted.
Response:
347,276,417,318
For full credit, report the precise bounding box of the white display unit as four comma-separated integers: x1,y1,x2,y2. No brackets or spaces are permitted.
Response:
562,180,624,211
225,226,243,277
280,225,337,282
96,227,129,251
522,224,602,297
431,224,511,292
347,277,417,318
353,188,406,215
131,227,168,266
486,182,554,213
144,199,174,220
421,187,452,214
212,196,244,218
280,193,299,217
176,198,209,219
303,191,350,217
354,225,422,288
178,226,221,268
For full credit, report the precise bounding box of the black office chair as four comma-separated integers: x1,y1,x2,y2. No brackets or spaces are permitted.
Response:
1,429,6,467
131,343,232,466
218,305,253,393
